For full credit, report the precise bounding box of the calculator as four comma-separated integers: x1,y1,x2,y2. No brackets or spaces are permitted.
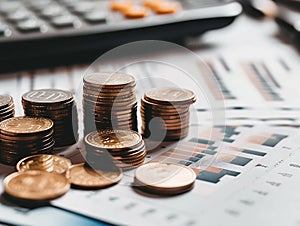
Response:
0,0,242,72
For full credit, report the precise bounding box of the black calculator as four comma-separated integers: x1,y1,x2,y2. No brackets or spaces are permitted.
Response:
0,0,242,72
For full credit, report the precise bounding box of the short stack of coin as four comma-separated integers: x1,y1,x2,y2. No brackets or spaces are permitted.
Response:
22,89,78,147
16,154,71,176
0,117,54,165
141,87,196,141
134,162,196,195
83,72,137,134
85,129,146,170
0,95,15,122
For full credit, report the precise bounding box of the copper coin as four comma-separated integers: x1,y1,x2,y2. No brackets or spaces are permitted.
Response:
0,95,13,110
144,87,196,105
83,72,135,88
69,163,122,188
3,170,70,200
0,117,53,136
134,162,196,195
16,154,71,175
85,129,142,150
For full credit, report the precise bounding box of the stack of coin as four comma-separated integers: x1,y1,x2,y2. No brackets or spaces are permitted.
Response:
16,154,71,176
85,129,146,170
134,162,196,195
0,117,54,165
141,87,196,141
83,72,137,134
0,95,15,122
22,89,78,147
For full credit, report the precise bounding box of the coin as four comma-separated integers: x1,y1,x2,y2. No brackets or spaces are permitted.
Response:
141,87,195,141
85,129,142,150
22,89,73,105
16,154,71,175
83,72,135,88
0,95,13,109
0,95,15,123
69,163,122,188
84,129,147,170
22,89,78,148
0,117,53,135
134,162,196,195
3,170,70,200
144,87,196,105
83,72,138,134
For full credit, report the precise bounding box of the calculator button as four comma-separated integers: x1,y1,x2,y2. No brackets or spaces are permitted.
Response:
83,11,107,23
123,6,148,19
51,15,81,28
0,2,22,14
29,0,52,10
111,0,134,12
153,2,181,14
0,23,12,37
70,2,97,14
7,10,30,22
40,5,64,18
143,0,164,9
17,19,46,32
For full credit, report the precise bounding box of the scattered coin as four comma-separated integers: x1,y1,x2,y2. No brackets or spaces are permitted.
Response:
22,89,78,147
134,162,196,195
3,170,70,201
69,163,122,188
16,154,71,176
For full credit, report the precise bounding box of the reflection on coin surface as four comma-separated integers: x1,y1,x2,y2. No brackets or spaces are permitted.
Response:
145,87,195,104
85,130,142,149
3,170,70,200
22,89,73,104
0,117,53,134
135,162,196,189
0,95,13,108
84,72,135,87
69,163,122,188
16,154,71,175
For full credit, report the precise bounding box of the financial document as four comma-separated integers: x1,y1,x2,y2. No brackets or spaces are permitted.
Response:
1,16,300,226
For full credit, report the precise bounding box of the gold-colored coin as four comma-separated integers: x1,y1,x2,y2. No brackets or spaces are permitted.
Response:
69,163,122,188
144,87,196,105
16,154,71,175
134,162,196,195
85,129,142,150
83,72,135,88
0,116,53,135
3,170,70,200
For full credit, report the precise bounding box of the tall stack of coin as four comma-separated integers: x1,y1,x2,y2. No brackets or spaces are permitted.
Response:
83,72,137,134
22,89,78,147
85,129,146,170
0,117,54,165
0,95,15,122
141,87,196,141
